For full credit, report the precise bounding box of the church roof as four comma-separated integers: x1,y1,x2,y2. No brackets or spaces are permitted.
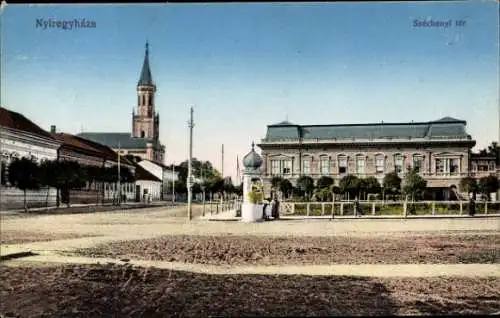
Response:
76,132,153,150
263,117,471,142
138,42,154,87
0,106,56,141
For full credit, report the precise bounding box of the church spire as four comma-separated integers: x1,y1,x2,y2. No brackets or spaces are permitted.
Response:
138,41,154,86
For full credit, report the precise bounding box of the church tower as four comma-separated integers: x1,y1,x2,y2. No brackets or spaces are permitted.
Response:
132,42,159,141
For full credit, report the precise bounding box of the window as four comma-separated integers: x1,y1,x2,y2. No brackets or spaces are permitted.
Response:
471,162,477,172
271,160,280,175
375,155,385,174
355,156,365,174
395,156,404,173
141,130,145,138
302,159,310,175
478,162,489,171
435,158,445,174
338,156,347,174
435,158,460,175
320,157,330,175
489,162,495,171
450,158,460,175
412,155,424,173
282,160,292,175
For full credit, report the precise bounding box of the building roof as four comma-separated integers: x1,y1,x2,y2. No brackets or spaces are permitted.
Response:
51,132,104,156
138,42,154,87
75,134,135,166
135,164,161,182
76,132,153,149
141,159,172,170
263,117,471,142
0,106,56,140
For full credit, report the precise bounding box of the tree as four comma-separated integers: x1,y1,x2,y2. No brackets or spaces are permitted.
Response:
478,175,499,201
360,177,382,200
59,161,88,207
84,165,106,206
178,158,220,184
316,176,334,189
8,157,42,211
401,167,427,201
174,180,187,194
338,175,360,199
39,160,62,208
234,182,243,197
478,141,498,157
383,171,402,197
279,179,293,199
192,183,202,196
313,187,332,202
460,176,478,199
296,176,315,199
270,176,284,196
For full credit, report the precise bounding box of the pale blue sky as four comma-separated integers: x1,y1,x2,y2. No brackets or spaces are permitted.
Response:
1,2,499,182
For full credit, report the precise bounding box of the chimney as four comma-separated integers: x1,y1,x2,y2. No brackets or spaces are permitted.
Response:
50,125,56,133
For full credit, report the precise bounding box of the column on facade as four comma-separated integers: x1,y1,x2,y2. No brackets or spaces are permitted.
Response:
262,153,268,176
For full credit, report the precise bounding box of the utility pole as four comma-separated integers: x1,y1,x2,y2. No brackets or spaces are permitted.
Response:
221,144,224,178
187,106,195,220
117,141,121,206
172,162,175,206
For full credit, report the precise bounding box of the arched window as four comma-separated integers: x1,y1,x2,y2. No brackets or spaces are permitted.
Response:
141,130,145,138
337,155,347,174
375,154,385,174
355,155,365,175
412,154,425,173
394,154,405,173
319,156,330,175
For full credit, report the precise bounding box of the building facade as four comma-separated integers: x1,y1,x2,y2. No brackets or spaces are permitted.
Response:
257,117,476,200
77,42,165,164
0,107,61,209
135,164,162,201
470,154,498,179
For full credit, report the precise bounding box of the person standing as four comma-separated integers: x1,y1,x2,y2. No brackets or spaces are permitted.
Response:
273,197,280,219
262,198,270,220
468,197,476,216
354,196,364,217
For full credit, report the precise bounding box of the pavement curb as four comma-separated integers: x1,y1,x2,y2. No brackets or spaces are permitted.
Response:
0,251,37,262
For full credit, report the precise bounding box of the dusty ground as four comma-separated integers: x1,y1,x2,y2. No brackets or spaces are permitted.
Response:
0,263,499,317
1,205,498,241
0,230,98,245
1,207,499,317
71,234,500,266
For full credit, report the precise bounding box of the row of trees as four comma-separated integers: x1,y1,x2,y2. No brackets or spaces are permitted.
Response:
3,157,134,211
271,167,499,202
170,158,242,199
459,175,499,200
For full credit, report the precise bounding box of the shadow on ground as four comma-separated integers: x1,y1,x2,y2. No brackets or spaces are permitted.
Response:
1,263,498,317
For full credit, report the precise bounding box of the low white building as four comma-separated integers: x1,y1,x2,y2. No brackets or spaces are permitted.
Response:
135,164,162,201
0,107,61,210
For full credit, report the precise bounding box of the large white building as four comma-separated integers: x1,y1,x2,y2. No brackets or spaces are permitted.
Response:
0,107,61,209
